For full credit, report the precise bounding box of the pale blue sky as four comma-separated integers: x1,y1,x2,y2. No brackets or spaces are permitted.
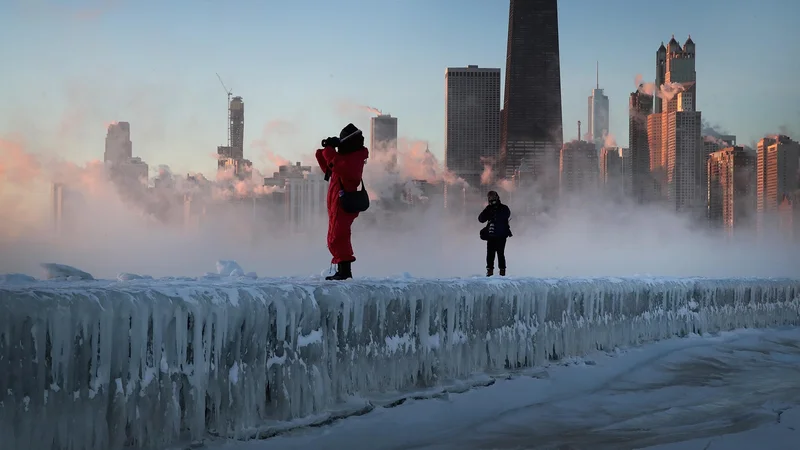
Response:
2,0,798,177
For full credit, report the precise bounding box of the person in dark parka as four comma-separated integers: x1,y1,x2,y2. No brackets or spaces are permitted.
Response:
478,190,512,276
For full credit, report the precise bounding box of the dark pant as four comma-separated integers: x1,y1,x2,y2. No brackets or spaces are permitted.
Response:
486,238,507,269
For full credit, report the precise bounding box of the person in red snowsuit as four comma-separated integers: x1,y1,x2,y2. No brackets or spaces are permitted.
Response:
315,123,369,280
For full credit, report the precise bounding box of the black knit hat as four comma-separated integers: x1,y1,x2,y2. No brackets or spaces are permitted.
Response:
339,123,362,142
337,123,364,154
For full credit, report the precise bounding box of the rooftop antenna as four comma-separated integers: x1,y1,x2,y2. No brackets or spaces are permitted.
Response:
578,120,582,141
216,73,233,147
596,61,599,89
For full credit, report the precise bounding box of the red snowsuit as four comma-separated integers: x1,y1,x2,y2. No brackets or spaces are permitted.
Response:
315,145,369,264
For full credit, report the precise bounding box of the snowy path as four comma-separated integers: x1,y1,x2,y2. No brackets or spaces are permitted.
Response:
208,327,800,450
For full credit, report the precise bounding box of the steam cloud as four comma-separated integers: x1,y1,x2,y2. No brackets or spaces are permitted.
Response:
336,101,384,118
361,105,383,116
634,74,686,101
602,132,618,148
480,157,495,186
1,103,799,281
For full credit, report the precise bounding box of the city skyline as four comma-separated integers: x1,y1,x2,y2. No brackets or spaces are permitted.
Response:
1,0,798,178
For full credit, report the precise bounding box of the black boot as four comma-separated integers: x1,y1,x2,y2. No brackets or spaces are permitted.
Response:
325,261,353,280
499,268,506,276
486,267,493,277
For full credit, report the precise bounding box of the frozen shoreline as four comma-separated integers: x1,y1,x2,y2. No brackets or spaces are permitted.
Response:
2,276,799,450
209,327,800,450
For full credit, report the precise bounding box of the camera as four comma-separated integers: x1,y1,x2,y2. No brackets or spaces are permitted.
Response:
321,136,340,148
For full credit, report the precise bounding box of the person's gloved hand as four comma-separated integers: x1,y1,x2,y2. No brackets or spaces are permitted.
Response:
321,136,340,148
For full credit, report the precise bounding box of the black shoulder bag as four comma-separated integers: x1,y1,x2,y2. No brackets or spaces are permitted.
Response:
339,179,370,213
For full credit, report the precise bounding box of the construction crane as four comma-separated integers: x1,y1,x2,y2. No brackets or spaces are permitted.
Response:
216,73,233,147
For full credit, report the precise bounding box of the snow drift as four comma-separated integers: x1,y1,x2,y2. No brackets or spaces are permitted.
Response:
0,277,799,450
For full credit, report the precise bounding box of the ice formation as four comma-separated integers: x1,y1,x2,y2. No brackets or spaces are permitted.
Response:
0,277,799,450
40,263,95,281
216,260,244,277
0,273,37,284
116,273,154,282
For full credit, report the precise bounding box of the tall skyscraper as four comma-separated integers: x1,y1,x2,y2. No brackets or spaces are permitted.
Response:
588,63,609,151
559,140,598,196
756,135,800,234
104,122,132,164
629,89,653,203
230,96,245,159
666,91,702,212
370,114,399,171
218,95,251,180
500,0,563,193
445,65,501,190
707,146,756,236
648,36,700,212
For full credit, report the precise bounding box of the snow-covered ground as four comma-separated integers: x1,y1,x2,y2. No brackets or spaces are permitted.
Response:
208,327,800,450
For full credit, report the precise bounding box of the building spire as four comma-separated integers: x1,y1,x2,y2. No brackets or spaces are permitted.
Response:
596,60,599,89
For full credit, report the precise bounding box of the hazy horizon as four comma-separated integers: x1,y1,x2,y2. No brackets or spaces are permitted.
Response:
1,134,799,281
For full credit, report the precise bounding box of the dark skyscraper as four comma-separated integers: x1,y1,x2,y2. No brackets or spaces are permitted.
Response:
217,95,250,180
445,66,501,190
629,89,653,203
500,0,564,189
371,114,399,171
229,96,245,159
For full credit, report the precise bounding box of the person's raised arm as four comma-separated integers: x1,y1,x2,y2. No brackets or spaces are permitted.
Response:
478,206,491,223
315,147,331,174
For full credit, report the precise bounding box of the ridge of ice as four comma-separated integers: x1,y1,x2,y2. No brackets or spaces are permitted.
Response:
0,273,37,284
216,260,244,277
116,273,153,282
0,277,798,450
40,263,94,281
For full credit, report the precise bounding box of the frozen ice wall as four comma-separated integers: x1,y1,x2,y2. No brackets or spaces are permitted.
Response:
1,277,799,450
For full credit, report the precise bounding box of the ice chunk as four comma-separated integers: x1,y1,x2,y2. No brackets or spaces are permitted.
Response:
0,276,799,450
40,263,94,280
0,273,37,284
216,260,243,277
116,273,153,282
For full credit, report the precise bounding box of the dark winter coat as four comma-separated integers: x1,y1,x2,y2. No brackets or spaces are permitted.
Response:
315,145,369,264
478,202,512,240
